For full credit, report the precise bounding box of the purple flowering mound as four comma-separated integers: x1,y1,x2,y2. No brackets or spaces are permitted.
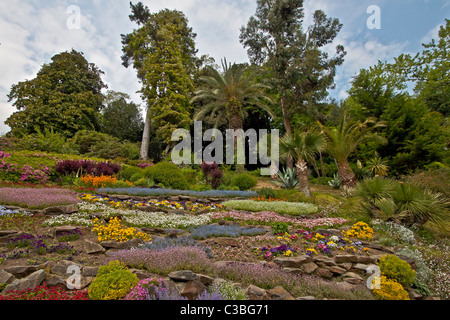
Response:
0,187,81,209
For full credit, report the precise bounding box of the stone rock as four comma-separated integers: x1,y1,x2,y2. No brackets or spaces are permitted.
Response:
356,256,378,264
339,262,353,270
316,268,333,279
214,237,239,247
334,255,359,264
351,263,369,273
301,262,318,274
100,241,129,249
315,228,341,236
82,266,99,277
208,198,220,203
197,199,211,204
408,288,423,300
3,265,39,278
126,238,144,248
0,230,18,237
297,296,316,300
273,255,312,268
343,272,364,285
181,280,207,300
138,206,168,213
130,269,152,280
3,269,47,292
197,274,215,287
46,275,67,289
0,232,33,244
44,204,78,215
246,285,268,300
266,286,295,300
51,260,82,277
168,270,198,282
313,256,336,267
83,240,106,254
179,196,191,201
0,270,15,284
168,196,180,202
327,266,347,275
48,225,80,238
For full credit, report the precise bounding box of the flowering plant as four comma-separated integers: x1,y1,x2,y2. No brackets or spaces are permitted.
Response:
92,216,151,243
342,221,374,240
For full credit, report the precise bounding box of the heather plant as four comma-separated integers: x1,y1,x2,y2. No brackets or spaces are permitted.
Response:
111,246,213,275
0,284,89,300
124,278,164,300
188,225,266,240
215,262,298,291
209,281,248,300
0,188,80,209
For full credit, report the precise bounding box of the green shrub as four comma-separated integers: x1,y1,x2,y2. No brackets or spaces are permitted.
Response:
88,260,139,300
231,173,257,191
144,162,189,190
121,165,144,181
223,200,318,216
271,222,289,235
111,180,133,188
257,187,276,199
378,254,416,286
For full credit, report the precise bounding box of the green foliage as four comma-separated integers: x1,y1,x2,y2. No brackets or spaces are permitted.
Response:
6,49,107,137
356,177,449,228
328,174,341,189
9,128,78,154
88,260,139,300
101,90,144,142
223,199,318,216
275,167,299,189
120,165,144,181
230,173,257,191
378,254,416,286
70,130,140,160
240,0,346,130
271,222,290,235
121,3,197,145
144,162,189,190
257,187,276,199
191,59,274,132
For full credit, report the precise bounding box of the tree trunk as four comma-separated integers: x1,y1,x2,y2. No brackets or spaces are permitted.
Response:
296,158,311,197
338,161,357,188
230,112,245,173
140,108,151,160
280,96,293,169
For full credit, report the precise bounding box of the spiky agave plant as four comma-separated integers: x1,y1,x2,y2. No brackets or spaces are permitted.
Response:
275,167,299,189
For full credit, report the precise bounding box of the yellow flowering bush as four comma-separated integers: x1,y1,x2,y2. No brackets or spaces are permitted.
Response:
88,260,139,300
342,221,374,240
373,276,410,300
92,217,151,243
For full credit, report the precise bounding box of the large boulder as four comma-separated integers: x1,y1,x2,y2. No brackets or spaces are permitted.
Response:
273,255,312,268
2,269,47,292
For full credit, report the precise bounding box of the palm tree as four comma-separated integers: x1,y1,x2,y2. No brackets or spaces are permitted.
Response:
319,114,386,188
191,59,273,133
279,129,326,197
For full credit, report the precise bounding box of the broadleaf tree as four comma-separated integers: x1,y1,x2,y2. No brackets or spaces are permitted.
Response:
6,49,107,137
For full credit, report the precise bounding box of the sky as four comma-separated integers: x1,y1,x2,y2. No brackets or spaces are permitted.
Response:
0,0,448,135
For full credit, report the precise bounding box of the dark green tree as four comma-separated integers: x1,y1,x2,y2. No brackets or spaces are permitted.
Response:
121,2,198,160
101,91,144,142
240,0,346,136
6,49,107,137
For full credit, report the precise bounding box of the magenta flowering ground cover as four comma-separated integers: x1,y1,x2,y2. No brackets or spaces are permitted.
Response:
0,187,81,209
